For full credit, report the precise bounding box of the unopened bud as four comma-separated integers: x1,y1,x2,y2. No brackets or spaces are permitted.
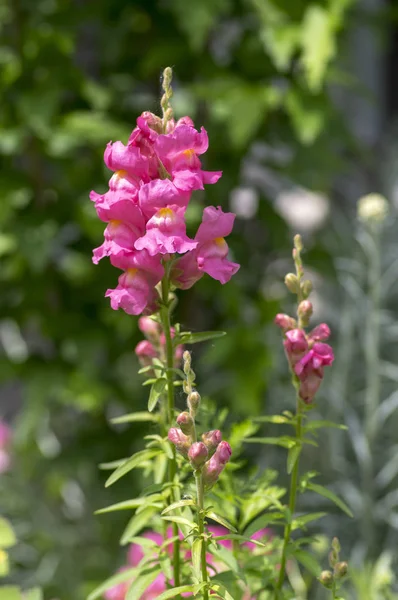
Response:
329,550,338,568
334,561,348,578
202,441,232,488
188,391,201,414
135,340,157,367
331,537,340,553
301,279,312,299
294,234,303,252
176,412,194,436
138,317,161,341
202,430,222,454
308,323,330,342
357,193,389,224
319,570,334,589
285,273,300,294
188,442,208,468
274,314,297,332
183,351,191,375
298,300,313,324
168,428,191,458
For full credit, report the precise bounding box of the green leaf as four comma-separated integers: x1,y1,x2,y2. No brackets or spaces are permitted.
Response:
307,482,353,518
206,511,237,533
0,518,17,549
148,378,166,412
245,436,297,448
212,533,267,547
291,512,327,531
120,506,158,545
87,568,138,600
300,5,335,92
305,420,347,432
126,567,162,600
161,499,196,514
208,544,239,573
253,414,294,424
0,549,9,576
155,584,206,599
243,513,284,537
292,549,322,577
99,458,128,470
210,580,235,600
105,449,161,487
0,587,21,600
192,538,202,580
178,331,226,345
111,412,159,424
161,516,198,530
22,588,43,600
287,444,302,474
95,495,162,515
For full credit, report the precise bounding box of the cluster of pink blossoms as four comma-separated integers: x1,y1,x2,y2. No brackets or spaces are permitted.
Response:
134,316,184,368
275,314,334,403
104,525,270,600
91,112,239,315
0,419,11,474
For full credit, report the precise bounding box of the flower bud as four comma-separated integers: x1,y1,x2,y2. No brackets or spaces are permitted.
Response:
135,340,157,367
301,279,313,299
183,351,191,375
168,428,191,458
319,570,334,589
329,550,338,568
202,441,232,488
176,412,194,436
188,442,208,468
202,430,222,454
216,441,232,464
334,561,348,578
308,323,330,342
331,537,340,553
357,193,389,224
188,391,201,414
284,329,308,367
298,300,313,323
294,234,303,252
274,314,297,332
138,317,161,341
284,273,300,294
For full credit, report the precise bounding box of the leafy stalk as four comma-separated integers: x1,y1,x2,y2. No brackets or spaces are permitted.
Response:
160,268,181,591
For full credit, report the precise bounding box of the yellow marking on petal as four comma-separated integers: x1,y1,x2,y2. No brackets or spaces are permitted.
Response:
126,268,138,277
158,207,174,217
182,148,195,158
214,237,226,246
115,169,127,178
109,219,122,227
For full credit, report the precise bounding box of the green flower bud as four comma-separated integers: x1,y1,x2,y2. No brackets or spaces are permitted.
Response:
188,391,201,414
301,279,313,299
357,193,389,224
319,570,334,589
294,234,303,252
285,273,300,294
334,561,348,578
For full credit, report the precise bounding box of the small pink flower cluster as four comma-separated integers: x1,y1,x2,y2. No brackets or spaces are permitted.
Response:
134,316,184,367
168,422,232,488
275,313,334,403
0,419,11,474
104,526,270,600
91,112,239,315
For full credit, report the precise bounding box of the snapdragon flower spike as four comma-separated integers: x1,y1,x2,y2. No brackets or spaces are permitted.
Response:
284,329,308,367
201,429,222,455
202,440,232,488
295,342,334,403
168,427,191,458
172,206,239,289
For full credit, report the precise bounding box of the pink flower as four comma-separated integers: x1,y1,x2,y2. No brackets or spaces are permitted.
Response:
274,314,297,332
104,142,149,183
172,206,239,289
168,427,191,457
188,442,208,468
154,124,222,191
201,430,222,454
128,531,164,566
0,421,11,475
103,568,130,600
295,342,334,404
135,206,197,256
202,441,232,488
284,329,308,367
138,317,161,340
138,179,190,219
135,340,157,367
308,323,331,342
105,269,159,316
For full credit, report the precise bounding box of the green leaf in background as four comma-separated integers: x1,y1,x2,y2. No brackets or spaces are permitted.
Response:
0,550,9,577
120,506,159,545
243,512,285,538
0,588,21,600
300,6,335,92
161,499,196,514
155,584,206,600
307,482,354,518
22,588,43,600
95,494,163,514
292,548,323,576
0,518,17,549
287,443,302,474
178,331,226,345
126,567,162,600
87,567,138,600
111,412,159,424
206,511,237,533
291,511,327,531
191,538,202,581
148,378,166,412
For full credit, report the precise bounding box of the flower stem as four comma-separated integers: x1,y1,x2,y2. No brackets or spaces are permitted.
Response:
275,389,303,597
160,272,181,591
195,469,209,600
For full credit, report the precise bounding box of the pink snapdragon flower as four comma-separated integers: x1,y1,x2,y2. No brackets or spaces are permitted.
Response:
295,342,334,403
283,329,308,367
135,206,197,256
172,206,239,289
0,420,11,474
202,441,232,488
105,269,158,316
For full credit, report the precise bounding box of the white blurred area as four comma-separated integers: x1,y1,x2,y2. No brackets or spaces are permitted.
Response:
275,188,330,232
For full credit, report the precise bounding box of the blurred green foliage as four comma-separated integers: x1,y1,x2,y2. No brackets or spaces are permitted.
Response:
3,0,393,597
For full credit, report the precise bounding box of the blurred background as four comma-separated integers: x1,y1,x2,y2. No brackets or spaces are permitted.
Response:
1,0,398,598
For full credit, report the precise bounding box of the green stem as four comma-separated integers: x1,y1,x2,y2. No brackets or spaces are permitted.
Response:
363,225,381,555
275,391,303,597
160,272,181,591
195,470,209,600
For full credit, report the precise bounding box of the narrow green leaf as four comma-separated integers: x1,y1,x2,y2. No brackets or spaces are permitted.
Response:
192,538,202,580
120,506,158,545
161,515,198,530
206,511,237,533
145,434,173,459
126,567,162,600
111,412,159,424
178,331,226,345
253,415,294,424
0,518,17,549
95,494,162,515
307,482,353,518
208,544,239,573
291,512,327,531
287,444,302,475
304,420,347,431
161,499,196,514
212,533,267,547
244,436,297,448
148,378,166,412
155,584,206,599
210,581,235,599
243,513,284,537
292,549,322,576
99,458,128,470
87,568,137,600
105,449,161,487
